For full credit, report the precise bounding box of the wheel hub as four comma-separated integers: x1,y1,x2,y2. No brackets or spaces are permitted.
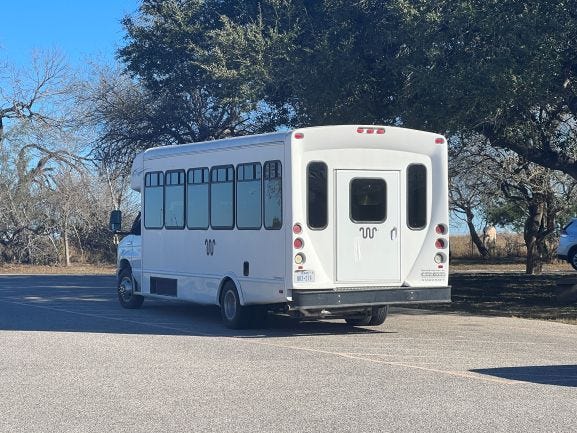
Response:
119,277,133,301
223,290,237,320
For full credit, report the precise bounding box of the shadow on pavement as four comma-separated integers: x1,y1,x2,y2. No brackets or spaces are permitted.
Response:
0,274,398,338
471,365,577,387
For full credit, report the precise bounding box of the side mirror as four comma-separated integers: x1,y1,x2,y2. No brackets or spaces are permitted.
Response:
109,210,122,233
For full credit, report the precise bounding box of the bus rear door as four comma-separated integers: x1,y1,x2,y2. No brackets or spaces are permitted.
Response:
335,170,401,283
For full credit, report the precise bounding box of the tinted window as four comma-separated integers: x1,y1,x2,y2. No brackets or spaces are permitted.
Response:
211,165,234,229
187,168,209,229
144,172,164,229
407,164,427,229
307,162,328,229
350,178,386,223
264,161,282,229
237,163,262,229
165,170,185,229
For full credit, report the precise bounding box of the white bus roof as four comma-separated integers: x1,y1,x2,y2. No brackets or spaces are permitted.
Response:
130,125,444,191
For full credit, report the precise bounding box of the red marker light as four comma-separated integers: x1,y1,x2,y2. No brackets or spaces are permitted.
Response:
357,128,364,133
435,239,446,249
294,133,304,139
366,128,374,134
435,137,445,144
376,129,385,134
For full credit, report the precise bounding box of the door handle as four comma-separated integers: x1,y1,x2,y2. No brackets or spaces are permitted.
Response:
390,227,398,240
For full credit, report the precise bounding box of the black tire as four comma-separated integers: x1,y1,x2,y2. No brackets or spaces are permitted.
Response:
345,314,372,326
345,306,388,327
219,281,250,329
569,249,577,271
117,267,144,309
367,306,388,326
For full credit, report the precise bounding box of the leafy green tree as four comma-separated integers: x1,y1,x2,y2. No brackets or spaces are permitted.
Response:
397,0,577,179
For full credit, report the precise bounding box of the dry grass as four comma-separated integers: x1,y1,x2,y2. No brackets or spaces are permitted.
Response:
450,233,528,258
0,263,116,275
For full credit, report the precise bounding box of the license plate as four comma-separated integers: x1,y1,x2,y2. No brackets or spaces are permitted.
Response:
295,270,315,283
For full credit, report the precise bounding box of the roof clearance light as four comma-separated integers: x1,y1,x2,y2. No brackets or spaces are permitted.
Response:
294,132,304,139
357,127,364,133
377,129,385,134
366,128,375,134
435,137,445,144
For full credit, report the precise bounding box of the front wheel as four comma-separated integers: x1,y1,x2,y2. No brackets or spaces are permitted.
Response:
118,267,144,309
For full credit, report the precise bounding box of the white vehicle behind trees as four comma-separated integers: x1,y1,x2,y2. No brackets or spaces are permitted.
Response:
110,125,450,328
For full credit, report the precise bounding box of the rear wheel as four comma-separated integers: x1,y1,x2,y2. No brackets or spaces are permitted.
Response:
367,306,388,326
220,281,250,329
345,306,388,327
117,267,144,309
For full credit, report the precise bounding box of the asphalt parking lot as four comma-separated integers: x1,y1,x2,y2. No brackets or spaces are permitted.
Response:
0,275,576,433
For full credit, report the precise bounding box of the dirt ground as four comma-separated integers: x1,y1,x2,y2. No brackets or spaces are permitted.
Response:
1,260,576,325
437,259,577,325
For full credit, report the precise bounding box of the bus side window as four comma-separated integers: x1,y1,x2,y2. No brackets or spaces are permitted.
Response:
263,161,282,229
407,164,427,229
237,162,262,229
165,170,185,229
144,171,164,229
307,162,328,229
187,168,209,229
210,165,235,229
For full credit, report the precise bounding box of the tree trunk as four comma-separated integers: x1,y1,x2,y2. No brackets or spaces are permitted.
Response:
63,217,71,267
524,201,545,275
464,208,489,257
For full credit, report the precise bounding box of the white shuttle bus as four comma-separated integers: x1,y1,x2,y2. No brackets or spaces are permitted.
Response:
111,125,450,328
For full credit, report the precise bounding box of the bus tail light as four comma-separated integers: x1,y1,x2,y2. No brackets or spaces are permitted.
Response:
293,223,302,234
434,253,446,263
435,224,447,235
294,253,306,264
293,238,304,249
435,239,447,249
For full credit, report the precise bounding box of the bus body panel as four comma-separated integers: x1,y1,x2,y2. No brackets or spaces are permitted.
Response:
137,141,288,306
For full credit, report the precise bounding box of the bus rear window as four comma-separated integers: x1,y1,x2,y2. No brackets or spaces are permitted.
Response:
307,162,328,229
350,178,387,223
407,164,427,229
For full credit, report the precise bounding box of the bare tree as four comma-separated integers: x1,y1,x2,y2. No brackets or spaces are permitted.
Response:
449,135,503,257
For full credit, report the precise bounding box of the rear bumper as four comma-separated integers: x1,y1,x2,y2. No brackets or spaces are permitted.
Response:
290,286,451,310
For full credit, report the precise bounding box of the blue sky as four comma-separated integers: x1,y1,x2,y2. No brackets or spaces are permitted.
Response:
0,0,141,68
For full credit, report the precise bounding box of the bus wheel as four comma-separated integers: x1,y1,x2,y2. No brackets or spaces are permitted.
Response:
220,281,249,329
345,306,388,327
367,306,388,326
118,268,144,309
